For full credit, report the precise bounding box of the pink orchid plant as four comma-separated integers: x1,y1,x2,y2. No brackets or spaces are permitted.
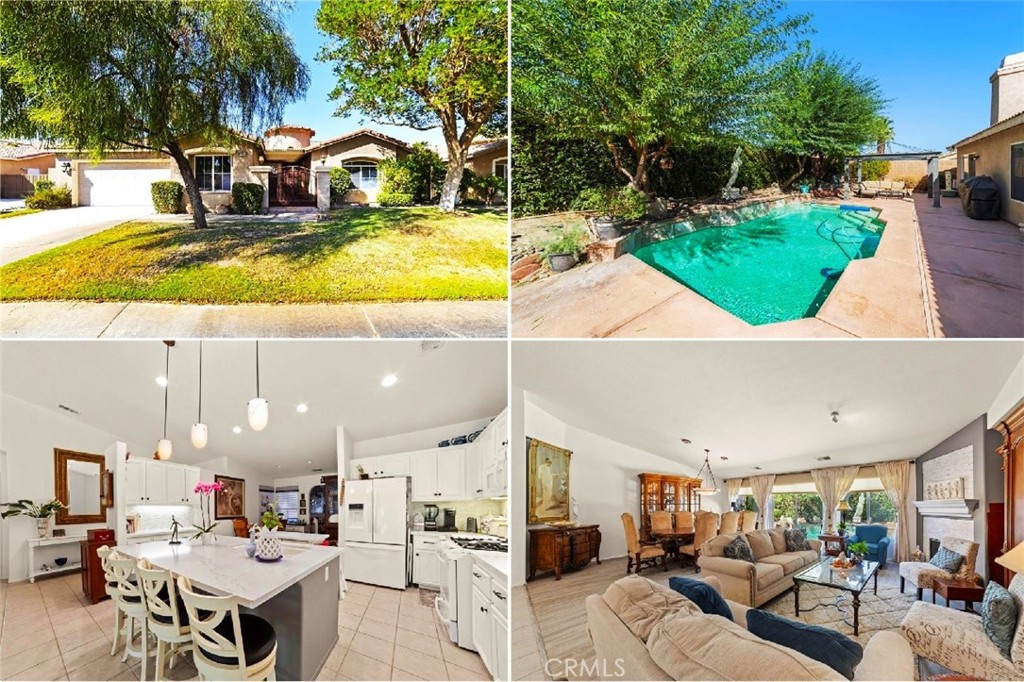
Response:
192,480,224,541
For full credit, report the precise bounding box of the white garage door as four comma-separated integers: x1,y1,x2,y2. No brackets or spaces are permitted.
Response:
80,162,170,206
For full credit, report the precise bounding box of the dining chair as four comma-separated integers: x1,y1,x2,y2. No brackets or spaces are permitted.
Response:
98,546,128,657
673,511,695,533
739,510,757,532
650,511,673,535
621,512,667,575
680,511,720,571
178,575,278,681
232,518,250,538
137,559,193,681
108,554,152,681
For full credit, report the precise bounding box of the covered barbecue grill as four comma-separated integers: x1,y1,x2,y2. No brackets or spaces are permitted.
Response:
958,175,1001,220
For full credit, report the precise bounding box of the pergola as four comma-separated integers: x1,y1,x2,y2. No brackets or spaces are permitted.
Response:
843,145,944,207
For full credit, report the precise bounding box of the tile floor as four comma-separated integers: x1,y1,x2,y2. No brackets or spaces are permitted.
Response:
0,574,491,681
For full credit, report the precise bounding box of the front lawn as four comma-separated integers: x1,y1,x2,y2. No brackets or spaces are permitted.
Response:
0,207,507,303
0,208,41,220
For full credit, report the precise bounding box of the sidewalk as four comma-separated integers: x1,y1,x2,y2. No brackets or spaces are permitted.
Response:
0,300,508,338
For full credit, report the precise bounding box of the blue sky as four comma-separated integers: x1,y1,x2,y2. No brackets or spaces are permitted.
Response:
276,1,448,150
785,0,1024,151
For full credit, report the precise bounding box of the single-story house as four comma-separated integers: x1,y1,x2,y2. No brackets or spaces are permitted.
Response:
952,111,1024,226
466,138,508,180
0,141,57,198
32,126,412,211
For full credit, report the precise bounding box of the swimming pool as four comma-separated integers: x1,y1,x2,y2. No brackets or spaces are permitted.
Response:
632,202,885,325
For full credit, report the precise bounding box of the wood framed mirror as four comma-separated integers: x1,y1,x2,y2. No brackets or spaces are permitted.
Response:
54,448,107,524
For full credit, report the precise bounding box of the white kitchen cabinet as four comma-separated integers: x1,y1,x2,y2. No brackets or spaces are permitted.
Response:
165,465,186,504
471,585,494,676
411,534,442,588
492,609,508,681
411,446,466,501
184,467,201,505
146,463,167,504
125,459,146,504
409,451,438,501
350,453,410,479
125,459,200,505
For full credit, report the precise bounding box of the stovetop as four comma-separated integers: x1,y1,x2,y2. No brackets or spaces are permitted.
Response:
449,536,508,552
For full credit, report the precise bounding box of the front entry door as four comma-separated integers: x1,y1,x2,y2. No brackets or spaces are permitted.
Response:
272,166,315,206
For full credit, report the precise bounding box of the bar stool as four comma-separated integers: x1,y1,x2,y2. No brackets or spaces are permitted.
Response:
177,576,278,681
97,546,127,657
108,555,151,681
137,559,193,681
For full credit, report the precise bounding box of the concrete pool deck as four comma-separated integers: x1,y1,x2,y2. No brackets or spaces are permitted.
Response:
511,194,1023,338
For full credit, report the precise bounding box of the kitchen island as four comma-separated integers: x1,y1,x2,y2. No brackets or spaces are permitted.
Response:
113,535,340,681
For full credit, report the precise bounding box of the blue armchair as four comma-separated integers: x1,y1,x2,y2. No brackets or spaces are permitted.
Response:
850,525,891,568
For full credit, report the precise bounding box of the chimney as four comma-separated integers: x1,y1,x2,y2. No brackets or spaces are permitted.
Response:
990,52,1024,125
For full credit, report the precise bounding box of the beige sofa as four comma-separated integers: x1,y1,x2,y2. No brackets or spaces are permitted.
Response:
857,180,907,198
901,573,1024,680
586,574,914,681
697,529,821,606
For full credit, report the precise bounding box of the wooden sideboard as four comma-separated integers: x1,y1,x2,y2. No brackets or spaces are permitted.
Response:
528,525,601,581
997,402,1024,587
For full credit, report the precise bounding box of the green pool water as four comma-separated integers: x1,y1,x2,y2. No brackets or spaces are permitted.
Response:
633,203,885,325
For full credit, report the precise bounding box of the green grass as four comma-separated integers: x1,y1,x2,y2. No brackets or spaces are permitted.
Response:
0,208,41,220
0,207,508,303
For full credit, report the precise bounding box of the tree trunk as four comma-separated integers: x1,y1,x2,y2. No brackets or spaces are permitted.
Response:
439,145,468,212
782,156,807,190
165,139,208,229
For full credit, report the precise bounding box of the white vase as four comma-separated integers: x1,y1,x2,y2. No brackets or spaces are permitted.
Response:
256,529,282,559
36,518,50,538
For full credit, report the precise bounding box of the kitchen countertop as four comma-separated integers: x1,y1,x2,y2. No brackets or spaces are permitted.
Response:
467,549,509,578
113,536,341,608
126,529,175,538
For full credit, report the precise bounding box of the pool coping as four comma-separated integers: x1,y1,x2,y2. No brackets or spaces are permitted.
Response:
512,195,934,338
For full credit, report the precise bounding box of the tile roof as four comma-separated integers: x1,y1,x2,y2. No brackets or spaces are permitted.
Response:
0,140,54,160
950,111,1024,149
467,138,507,159
306,127,411,152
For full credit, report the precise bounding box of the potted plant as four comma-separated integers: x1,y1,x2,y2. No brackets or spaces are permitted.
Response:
1,499,66,537
261,504,283,531
575,187,647,239
847,540,869,563
541,226,589,273
836,520,847,536
191,480,224,544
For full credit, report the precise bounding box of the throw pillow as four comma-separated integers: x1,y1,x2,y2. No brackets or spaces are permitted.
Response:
668,576,732,621
723,535,756,563
747,609,864,680
768,527,788,554
784,528,812,552
981,581,1019,660
929,546,965,574
746,530,776,559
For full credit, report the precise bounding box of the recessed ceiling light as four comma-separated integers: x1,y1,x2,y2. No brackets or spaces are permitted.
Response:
296,403,309,413
307,460,313,465
232,426,242,434
275,465,281,469
156,376,168,387
753,466,762,470
381,374,398,387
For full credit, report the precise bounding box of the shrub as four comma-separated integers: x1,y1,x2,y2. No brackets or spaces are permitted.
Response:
860,160,890,181
539,225,589,255
25,186,71,209
378,158,418,196
571,186,647,220
150,181,184,213
472,174,507,206
329,167,352,195
377,190,414,207
404,142,446,202
32,178,55,192
231,182,264,215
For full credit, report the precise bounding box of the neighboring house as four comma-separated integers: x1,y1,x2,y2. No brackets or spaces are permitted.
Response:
0,141,57,199
950,52,1024,226
466,138,508,180
21,126,412,210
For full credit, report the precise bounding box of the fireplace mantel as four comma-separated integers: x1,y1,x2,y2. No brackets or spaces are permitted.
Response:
913,499,979,518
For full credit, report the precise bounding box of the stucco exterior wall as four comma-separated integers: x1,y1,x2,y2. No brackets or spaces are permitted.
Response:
170,141,261,212
958,122,1024,225
467,146,508,177
0,154,56,175
315,135,408,204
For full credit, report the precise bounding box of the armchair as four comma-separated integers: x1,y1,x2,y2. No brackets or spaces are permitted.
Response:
849,525,891,568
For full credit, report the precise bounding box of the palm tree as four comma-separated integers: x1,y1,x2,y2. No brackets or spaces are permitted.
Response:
874,116,894,154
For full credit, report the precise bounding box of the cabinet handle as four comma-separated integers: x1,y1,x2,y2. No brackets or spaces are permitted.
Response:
473,571,483,578
492,591,506,600
480,606,488,613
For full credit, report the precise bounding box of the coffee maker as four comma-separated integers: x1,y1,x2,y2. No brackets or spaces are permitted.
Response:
440,508,458,532
423,504,439,531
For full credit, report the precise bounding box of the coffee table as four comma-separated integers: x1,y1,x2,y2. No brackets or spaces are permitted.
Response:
792,558,879,635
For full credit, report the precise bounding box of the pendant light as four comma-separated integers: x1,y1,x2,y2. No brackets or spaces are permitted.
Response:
156,341,173,460
248,340,269,431
191,341,208,448
694,448,718,494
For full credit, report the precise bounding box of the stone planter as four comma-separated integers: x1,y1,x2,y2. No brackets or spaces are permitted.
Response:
594,217,624,240
547,253,577,273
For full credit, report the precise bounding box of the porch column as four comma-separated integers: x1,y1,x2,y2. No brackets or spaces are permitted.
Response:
314,167,331,212
928,156,940,208
249,165,272,213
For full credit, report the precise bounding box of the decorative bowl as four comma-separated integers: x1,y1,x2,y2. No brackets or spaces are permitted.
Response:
54,557,68,567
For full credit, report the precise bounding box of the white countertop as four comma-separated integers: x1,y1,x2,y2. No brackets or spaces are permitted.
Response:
127,529,174,539
113,536,341,608
468,549,509,579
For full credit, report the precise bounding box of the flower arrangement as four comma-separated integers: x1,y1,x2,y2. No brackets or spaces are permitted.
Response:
1,499,66,537
192,480,224,541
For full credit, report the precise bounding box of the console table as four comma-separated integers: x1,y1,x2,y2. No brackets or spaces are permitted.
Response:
528,525,601,581
819,533,847,557
27,536,85,583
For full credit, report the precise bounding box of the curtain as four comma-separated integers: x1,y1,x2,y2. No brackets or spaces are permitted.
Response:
749,474,777,529
811,466,860,532
726,478,742,508
876,459,912,562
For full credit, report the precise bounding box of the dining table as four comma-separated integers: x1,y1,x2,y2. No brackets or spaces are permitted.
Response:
651,528,695,565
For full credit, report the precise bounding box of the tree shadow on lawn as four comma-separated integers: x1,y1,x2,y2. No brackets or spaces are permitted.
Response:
138,208,433,272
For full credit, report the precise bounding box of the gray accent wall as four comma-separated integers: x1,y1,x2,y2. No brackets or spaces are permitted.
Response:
914,414,1003,580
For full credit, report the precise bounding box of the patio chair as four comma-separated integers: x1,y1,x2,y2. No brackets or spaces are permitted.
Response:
848,524,891,568
899,536,978,600
622,512,667,575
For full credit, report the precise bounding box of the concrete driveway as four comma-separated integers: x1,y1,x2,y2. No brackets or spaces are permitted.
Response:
0,206,153,266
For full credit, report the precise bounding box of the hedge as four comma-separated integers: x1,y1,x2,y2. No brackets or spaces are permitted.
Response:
377,190,414,207
25,186,72,209
231,182,264,215
150,181,184,213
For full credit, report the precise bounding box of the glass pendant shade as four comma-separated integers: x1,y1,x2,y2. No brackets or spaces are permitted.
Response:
191,423,208,449
248,398,269,431
156,439,173,460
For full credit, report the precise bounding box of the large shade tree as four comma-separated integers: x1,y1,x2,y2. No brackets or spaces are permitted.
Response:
0,0,308,229
513,0,808,196
316,0,507,212
764,52,885,188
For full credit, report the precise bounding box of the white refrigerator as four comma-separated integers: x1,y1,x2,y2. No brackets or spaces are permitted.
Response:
343,477,410,590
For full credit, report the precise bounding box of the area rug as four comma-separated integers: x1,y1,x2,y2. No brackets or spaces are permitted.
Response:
418,587,439,608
